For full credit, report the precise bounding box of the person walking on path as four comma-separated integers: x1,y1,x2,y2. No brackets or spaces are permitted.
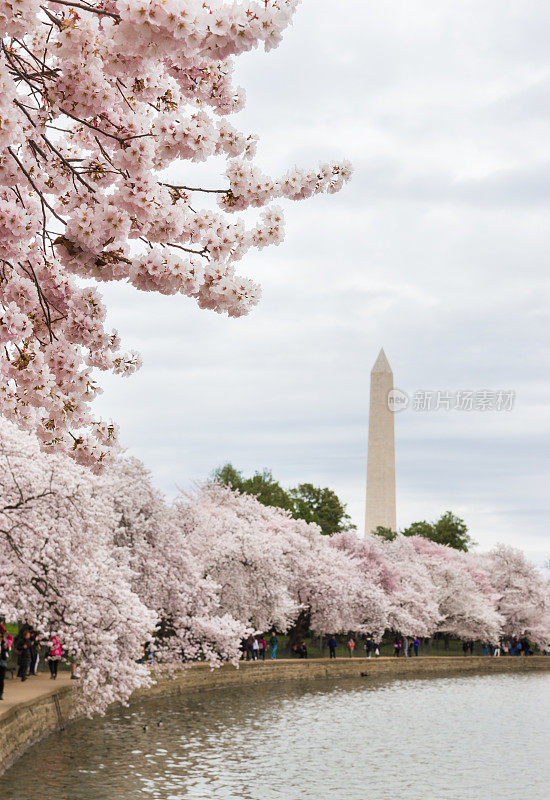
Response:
413,637,420,657
47,636,62,680
347,637,355,658
16,629,32,681
270,632,278,660
328,636,337,659
258,636,267,661
493,642,501,657
394,639,402,657
252,636,259,661
29,629,39,675
0,632,9,700
365,636,373,659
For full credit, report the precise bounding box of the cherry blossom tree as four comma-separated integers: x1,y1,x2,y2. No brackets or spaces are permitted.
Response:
0,418,156,715
0,0,351,468
409,536,502,643
337,531,506,644
174,483,303,633
333,532,440,638
105,457,244,664
292,526,388,640
175,483,388,642
485,544,550,644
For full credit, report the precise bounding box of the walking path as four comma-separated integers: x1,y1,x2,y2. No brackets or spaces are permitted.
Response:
0,673,72,722
3,655,549,720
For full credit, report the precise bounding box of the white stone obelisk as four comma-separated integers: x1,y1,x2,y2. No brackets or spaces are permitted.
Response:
365,348,396,534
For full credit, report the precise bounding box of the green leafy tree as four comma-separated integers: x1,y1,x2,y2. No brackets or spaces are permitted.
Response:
370,525,397,541
289,484,356,536
211,464,355,534
212,464,294,512
211,463,244,491
401,511,475,552
241,469,295,512
400,520,433,539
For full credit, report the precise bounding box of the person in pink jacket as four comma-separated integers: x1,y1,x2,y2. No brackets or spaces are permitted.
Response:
47,636,62,680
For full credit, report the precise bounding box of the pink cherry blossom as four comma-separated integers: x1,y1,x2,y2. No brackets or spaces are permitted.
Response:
0,0,352,465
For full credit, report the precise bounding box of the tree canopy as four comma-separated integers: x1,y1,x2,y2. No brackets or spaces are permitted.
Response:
400,512,476,552
211,463,355,535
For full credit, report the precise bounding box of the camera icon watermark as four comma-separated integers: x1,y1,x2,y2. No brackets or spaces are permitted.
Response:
387,389,515,413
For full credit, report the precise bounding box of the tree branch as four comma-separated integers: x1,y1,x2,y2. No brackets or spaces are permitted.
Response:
7,147,66,224
46,0,121,20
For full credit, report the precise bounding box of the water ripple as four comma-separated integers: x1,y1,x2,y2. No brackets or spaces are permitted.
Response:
1,673,549,799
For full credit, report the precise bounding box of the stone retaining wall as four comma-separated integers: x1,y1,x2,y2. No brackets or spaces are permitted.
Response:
0,684,73,775
2,656,550,775
132,654,550,701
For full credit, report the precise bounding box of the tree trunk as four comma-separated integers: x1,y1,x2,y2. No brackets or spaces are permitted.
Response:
287,609,311,653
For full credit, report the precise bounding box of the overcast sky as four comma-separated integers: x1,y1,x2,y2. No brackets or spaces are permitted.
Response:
96,0,549,565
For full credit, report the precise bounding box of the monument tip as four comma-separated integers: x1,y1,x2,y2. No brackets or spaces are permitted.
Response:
372,348,392,374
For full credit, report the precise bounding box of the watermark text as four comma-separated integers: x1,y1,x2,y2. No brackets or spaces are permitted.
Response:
388,389,516,413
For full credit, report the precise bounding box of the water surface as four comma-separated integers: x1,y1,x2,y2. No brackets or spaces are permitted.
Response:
2,672,549,799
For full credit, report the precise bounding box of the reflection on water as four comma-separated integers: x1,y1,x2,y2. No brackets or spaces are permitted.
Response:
1,672,550,799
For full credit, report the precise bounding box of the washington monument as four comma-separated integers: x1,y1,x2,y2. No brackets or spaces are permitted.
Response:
365,348,396,534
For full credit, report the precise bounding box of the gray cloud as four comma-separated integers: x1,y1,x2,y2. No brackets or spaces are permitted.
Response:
95,0,550,566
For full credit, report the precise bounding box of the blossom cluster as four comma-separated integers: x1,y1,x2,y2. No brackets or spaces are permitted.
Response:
0,0,352,465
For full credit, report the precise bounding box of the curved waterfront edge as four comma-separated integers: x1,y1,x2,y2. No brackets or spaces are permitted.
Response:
2,656,550,776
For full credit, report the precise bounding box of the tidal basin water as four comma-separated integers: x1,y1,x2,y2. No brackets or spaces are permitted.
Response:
2,671,550,799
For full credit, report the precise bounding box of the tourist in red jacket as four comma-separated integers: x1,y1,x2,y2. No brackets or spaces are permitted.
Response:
47,636,63,680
